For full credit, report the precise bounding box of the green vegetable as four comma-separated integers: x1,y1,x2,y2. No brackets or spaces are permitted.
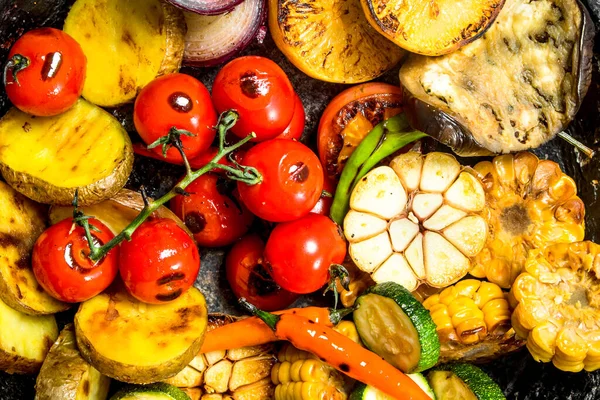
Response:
329,114,427,225
110,383,190,400
353,282,440,373
350,373,435,399
427,364,506,400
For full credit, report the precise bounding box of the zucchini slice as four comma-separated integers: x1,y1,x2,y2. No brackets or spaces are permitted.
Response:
75,285,208,384
63,0,186,107
353,282,439,373
427,364,505,400
0,99,133,206
350,373,435,399
111,383,190,400
0,295,58,374
35,324,111,400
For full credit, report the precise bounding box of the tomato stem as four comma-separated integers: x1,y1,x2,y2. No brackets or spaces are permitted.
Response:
323,264,350,310
76,110,260,262
3,54,30,86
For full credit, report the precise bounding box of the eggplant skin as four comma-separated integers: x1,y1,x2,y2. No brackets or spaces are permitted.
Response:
400,0,595,156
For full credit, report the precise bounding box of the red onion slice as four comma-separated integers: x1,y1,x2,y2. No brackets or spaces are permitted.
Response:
182,0,266,67
165,0,244,15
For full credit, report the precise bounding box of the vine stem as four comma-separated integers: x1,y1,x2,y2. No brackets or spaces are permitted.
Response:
84,110,260,262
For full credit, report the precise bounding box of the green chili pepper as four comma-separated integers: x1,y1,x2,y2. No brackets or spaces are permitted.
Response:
329,114,427,225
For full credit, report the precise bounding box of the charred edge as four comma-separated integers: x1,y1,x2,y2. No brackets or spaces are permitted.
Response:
156,272,186,286
156,289,183,302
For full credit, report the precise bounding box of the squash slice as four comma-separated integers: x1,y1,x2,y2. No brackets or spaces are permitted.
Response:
268,0,405,83
361,0,504,56
0,181,69,315
0,99,133,206
75,285,208,384
63,0,186,107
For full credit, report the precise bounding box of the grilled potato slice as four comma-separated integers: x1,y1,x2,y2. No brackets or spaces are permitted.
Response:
269,0,404,83
75,285,208,384
35,324,111,400
361,0,504,56
0,181,68,315
0,99,133,206
0,295,58,374
63,0,186,107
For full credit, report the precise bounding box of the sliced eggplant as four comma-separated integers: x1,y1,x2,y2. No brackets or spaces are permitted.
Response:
400,0,594,156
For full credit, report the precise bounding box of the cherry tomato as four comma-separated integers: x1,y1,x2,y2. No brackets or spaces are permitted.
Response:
4,28,86,117
264,213,347,294
170,173,254,247
119,218,200,304
226,234,299,311
32,218,118,303
134,73,217,163
237,139,324,222
212,56,295,141
310,177,335,216
276,93,305,140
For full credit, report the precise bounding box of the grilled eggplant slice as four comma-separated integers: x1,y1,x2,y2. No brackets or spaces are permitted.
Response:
400,0,594,156
361,0,504,56
35,324,111,400
75,285,208,384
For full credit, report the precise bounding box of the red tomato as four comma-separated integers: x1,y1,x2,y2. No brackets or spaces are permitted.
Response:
32,218,118,303
212,56,295,141
276,93,305,140
237,139,324,222
134,73,217,163
119,218,200,304
4,28,86,117
170,173,254,247
264,214,347,294
226,234,299,311
310,177,335,216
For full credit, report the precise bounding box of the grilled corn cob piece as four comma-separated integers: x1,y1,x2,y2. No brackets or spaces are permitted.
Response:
344,151,488,291
164,314,276,399
471,152,585,288
510,241,600,372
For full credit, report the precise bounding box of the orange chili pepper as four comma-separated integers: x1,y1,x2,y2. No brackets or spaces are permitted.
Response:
240,299,431,400
200,306,352,353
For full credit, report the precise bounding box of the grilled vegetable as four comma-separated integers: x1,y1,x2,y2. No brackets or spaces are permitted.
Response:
35,324,110,400
74,285,208,384
268,0,404,83
399,0,594,156
510,241,600,372
335,262,375,309
350,374,435,400
242,301,432,400
111,383,190,400
0,181,69,315
0,295,58,374
354,282,439,373
166,314,276,399
470,152,585,288
427,363,505,400
0,99,134,206
361,0,504,56
344,151,487,289
63,0,186,107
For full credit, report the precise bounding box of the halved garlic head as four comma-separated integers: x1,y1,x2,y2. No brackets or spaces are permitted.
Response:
345,152,488,291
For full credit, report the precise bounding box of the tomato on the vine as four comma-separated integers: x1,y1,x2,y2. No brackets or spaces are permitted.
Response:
237,139,324,222
32,218,118,303
171,173,254,248
276,93,305,140
226,234,299,311
119,218,200,304
212,56,295,141
264,213,347,294
134,73,217,163
4,28,87,117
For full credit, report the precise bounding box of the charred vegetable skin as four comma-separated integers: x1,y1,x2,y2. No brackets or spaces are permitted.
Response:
510,241,600,372
399,0,594,156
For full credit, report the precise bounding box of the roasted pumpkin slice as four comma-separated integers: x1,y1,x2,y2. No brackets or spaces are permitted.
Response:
361,0,504,56
399,0,594,156
470,152,585,288
0,99,133,206
510,241,600,373
75,285,208,384
268,0,405,83
64,0,186,107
